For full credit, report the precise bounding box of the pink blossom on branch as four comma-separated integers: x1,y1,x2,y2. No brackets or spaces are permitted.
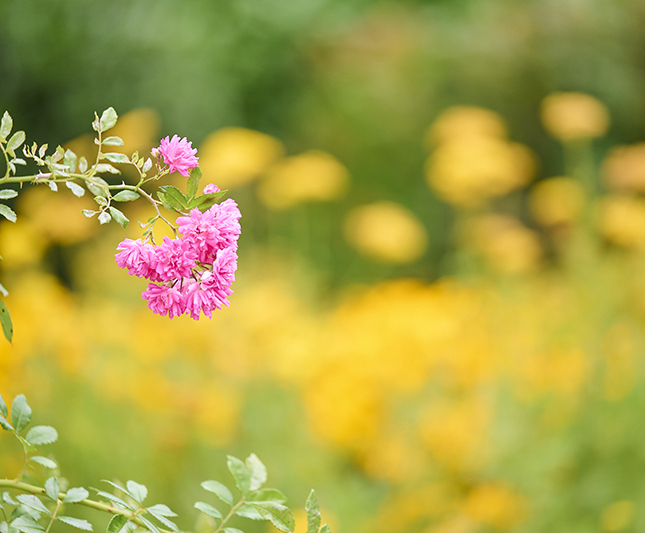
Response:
114,195,242,320
154,135,199,177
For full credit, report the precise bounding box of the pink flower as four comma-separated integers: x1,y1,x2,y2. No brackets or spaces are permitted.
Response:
212,247,237,287
142,282,186,318
115,238,157,278
153,236,197,281
182,280,216,320
155,135,199,177
176,208,222,263
203,184,220,194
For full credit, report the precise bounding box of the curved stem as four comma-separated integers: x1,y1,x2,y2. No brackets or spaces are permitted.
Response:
0,479,172,533
213,498,246,533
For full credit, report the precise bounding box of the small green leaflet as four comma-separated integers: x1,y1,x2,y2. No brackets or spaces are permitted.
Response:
138,516,159,533
145,505,176,517
247,489,287,504
16,495,50,515
125,481,147,505
25,426,58,446
3,492,18,505
0,190,18,200
44,477,59,501
66,182,85,198
201,480,233,506
109,207,129,228
6,131,25,152
306,490,321,533
95,491,133,511
194,502,222,519
227,455,251,495
1,111,13,141
245,454,267,491
187,167,201,200
0,300,12,342
106,514,127,533
319,526,331,533
0,415,12,430
99,108,118,132
102,136,124,146
63,487,89,504
251,502,295,533
223,529,244,533
112,191,140,202
10,515,44,533
57,517,92,531
0,394,7,418
0,204,17,223
10,395,31,431
103,153,129,164
28,456,57,469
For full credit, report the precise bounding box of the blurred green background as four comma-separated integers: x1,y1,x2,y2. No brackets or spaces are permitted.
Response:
3,1,645,532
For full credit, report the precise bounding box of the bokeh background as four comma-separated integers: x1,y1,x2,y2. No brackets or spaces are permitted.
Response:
3,0,645,532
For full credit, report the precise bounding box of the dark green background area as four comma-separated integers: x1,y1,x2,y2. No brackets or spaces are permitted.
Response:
1,0,644,284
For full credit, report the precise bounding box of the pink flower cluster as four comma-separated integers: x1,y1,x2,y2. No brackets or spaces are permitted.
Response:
115,199,241,319
153,135,199,177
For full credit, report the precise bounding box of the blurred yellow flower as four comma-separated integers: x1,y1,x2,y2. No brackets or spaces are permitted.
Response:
343,201,428,263
257,150,349,210
600,500,635,532
425,138,535,208
598,194,645,249
419,397,491,472
462,483,528,530
17,185,97,245
602,143,645,193
528,177,586,227
541,92,609,141
198,127,285,189
425,106,507,148
0,220,48,267
464,214,543,274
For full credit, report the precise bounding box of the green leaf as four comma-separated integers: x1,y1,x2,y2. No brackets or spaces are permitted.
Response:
98,212,111,225
194,502,221,519
0,522,7,533
81,210,97,219
0,395,6,417
94,491,133,511
201,481,233,506
6,131,25,152
1,112,12,142
44,477,59,501
0,282,8,298
63,488,89,504
11,515,44,533
142,159,152,173
0,190,18,200
0,204,17,223
186,191,227,211
319,525,331,533
28,456,56,469
223,529,244,533
109,207,129,228
16,495,49,515
187,167,202,200
106,515,127,533
251,502,295,533
138,516,159,533
245,454,267,492
158,186,187,210
66,182,85,198
112,191,140,202
305,490,321,533
125,481,147,505
78,156,88,174
0,415,12,431
102,136,124,147
99,108,118,132
145,505,176,517
103,153,129,164
150,515,178,533
234,505,263,521
227,456,251,496
3,492,19,505
94,163,120,175
64,150,78,173
0,300,13,342
10,395,30,431
58,517,92,531
25,426,58,446
247,489,287,504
